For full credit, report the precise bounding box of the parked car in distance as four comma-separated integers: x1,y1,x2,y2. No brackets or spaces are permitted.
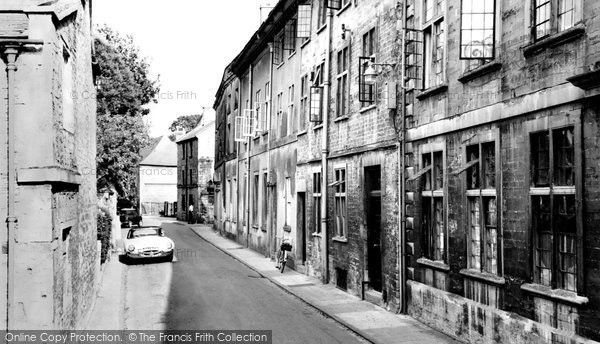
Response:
119,208,142,228
123,226,174,262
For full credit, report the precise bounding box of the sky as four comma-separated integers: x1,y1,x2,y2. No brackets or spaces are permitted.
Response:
94,1,274,137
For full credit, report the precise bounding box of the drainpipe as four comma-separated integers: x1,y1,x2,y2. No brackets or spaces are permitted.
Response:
4,45,20,330
398,2,407,314
246,64,253,248
320,9,333,284
267,43,274,258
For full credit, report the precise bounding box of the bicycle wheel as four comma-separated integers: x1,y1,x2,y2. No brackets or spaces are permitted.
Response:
279,253,286,273
276,249,283,269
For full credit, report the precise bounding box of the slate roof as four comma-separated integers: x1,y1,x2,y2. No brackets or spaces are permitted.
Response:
140,135,178,167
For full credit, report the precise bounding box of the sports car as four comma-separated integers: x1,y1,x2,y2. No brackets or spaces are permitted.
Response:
124,226,174,261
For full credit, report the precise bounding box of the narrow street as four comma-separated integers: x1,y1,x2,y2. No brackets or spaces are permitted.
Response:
121,218,366,344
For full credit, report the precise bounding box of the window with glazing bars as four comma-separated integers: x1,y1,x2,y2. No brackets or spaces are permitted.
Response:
285,19,297,52
534,0,579,41
460,0,495,60
530,127,578,292
300,75,308,131
336,47,349,118
297,4,312,38
421,151,445,262
262,173,268,227
273,31,284,65
359,28,376,105
288,84,295,134
317,0,327,28
313,172,322,234
334,168,347,238
465,142,498,274
252,174,259,226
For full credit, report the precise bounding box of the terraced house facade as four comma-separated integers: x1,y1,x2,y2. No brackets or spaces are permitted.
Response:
214,0,600,342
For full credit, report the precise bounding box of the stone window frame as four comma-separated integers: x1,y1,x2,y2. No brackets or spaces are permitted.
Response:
317,0,328,32
288,84,295,135
522,113,584,297
459,130,503,277
261,171,268,231
415,139,448,266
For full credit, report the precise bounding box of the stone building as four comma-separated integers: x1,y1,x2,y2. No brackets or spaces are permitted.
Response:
401,0,600,342
177,120,216,222
138,135,178,215
213,0,600,342
0,0,98,329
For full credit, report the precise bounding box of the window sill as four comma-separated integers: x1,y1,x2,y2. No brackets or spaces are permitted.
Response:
283,225,292,232
313,124,323,130
276,61,285,69
261,130,269,136
297,130,308,137
260,225,267,232
359,105,376,113
458,62,502,84
521,283,589,306
416,84,448,101
336,2,352,16
522,25,585,58
288,50,297,59
316,24,327,35
301,38,311,49
460,269,505,286
311,232,322,237
333,115,349,123
332,236,348,243
417,258,450,272
252,225,259,230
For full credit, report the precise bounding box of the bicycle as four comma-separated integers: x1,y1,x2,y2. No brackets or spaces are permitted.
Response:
276,239,292,273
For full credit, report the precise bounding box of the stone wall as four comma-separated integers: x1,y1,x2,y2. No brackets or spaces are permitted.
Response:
0,0,97,329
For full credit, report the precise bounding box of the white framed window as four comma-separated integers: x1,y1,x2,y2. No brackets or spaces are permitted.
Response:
336,46,349,118
300,75,309,131
421,150,445,262
313,171,322,234
333,167,347,238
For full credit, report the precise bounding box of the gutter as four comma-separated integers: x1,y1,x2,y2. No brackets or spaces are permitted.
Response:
320,9,333,284
266,43,274,258
398,2,407,314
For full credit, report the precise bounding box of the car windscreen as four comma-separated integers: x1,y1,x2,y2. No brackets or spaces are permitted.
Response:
129,228,159,238
123,210,137,216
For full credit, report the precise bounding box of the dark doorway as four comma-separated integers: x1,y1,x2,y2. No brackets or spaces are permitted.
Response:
365,166,382,292
297,192,307,263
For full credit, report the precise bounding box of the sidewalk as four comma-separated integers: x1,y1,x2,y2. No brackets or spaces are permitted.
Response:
84,252,124,330
187,223,461,344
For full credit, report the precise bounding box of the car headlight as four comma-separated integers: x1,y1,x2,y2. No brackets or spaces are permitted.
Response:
127,244,135,252
167,242,173,250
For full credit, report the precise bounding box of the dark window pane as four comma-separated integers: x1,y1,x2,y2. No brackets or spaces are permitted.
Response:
531,132,550,187
434,151,444,190
422,154,432,191
554,127,575,186
467,145,479,189
482,142,495,189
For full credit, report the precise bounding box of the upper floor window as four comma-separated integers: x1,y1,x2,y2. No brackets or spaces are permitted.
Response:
234,88,239,110
300,75,309,131
359,28,376,106
534,0,581,41
530,126,580,292
460,0,495,65
317,0,328,29
336,47,349,118
313,171,322,234
288,84,295,134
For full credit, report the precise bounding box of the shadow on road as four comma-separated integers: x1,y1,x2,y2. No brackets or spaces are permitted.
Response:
118,254,172,266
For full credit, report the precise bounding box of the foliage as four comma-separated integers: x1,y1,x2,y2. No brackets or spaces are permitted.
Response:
169,114,202,132
97,208,112,264
95,24,160,198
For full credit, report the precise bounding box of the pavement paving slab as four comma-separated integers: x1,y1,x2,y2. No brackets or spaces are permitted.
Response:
187,223,463,344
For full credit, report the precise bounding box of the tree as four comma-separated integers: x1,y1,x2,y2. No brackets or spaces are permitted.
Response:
169,114,203,133
95,25,160,200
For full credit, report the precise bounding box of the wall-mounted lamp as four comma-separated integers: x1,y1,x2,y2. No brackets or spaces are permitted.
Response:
363,59,396,85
